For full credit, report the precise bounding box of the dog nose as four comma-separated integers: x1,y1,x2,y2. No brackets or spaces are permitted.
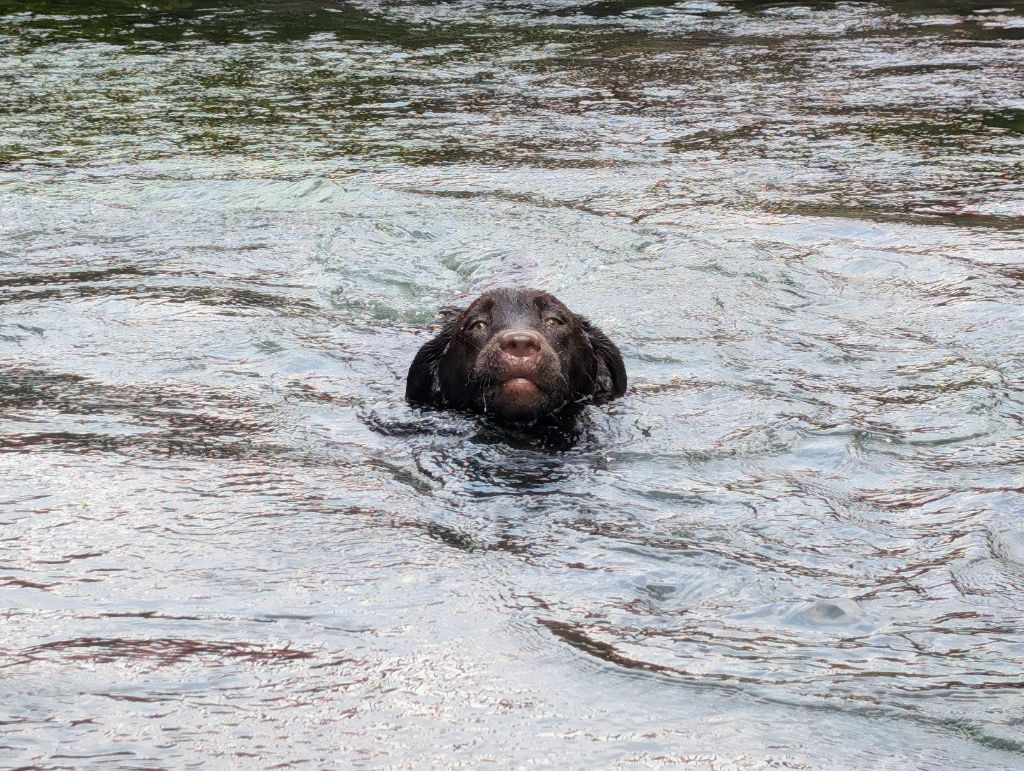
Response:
497,330,542,358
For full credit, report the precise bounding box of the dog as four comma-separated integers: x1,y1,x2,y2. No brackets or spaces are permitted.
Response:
406,288,626,423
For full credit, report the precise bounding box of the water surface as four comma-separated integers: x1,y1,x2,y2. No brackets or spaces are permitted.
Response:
2,1,1024,767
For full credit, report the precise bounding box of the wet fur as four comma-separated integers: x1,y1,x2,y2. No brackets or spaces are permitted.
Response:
406,288,626,423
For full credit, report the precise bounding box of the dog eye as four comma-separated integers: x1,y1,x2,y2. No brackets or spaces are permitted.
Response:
544,316,565,327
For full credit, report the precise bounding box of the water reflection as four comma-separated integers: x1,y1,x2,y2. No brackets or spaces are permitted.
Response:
2,0,1024,767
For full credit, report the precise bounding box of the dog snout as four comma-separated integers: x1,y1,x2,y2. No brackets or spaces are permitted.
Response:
497,330,542,359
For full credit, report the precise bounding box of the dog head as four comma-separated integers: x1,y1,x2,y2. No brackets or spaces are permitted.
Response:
406,288,626,423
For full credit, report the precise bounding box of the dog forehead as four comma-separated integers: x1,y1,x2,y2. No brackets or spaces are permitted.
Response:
471,288,563,325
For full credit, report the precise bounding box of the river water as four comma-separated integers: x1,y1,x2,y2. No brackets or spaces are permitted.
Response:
1,1,1023,767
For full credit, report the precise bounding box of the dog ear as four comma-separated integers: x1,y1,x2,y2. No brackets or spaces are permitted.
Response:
433,305,464,328
406,333,449,404
580,318,627,400
406,310,461,405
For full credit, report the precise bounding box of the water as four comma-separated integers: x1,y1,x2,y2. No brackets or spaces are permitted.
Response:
1,1,1023,766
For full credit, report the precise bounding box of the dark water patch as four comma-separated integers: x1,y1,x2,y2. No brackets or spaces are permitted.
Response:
983,108,1024,133
20,636,314,666
0,0,495,49
550,0,699,19
0,264,149,288
0,281,320,313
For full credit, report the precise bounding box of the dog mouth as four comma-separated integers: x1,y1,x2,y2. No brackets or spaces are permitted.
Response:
483,374,546,417
475,346,564,418
497,376,540,396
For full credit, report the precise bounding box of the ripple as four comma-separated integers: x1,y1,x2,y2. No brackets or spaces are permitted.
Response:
2,0,1023,767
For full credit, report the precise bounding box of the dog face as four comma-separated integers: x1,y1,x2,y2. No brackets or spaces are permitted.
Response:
406,288,627,423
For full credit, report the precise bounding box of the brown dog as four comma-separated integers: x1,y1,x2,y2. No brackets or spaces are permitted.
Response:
406,288,626,423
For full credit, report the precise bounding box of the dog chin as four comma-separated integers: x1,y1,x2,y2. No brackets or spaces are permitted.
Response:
485,377,548,420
